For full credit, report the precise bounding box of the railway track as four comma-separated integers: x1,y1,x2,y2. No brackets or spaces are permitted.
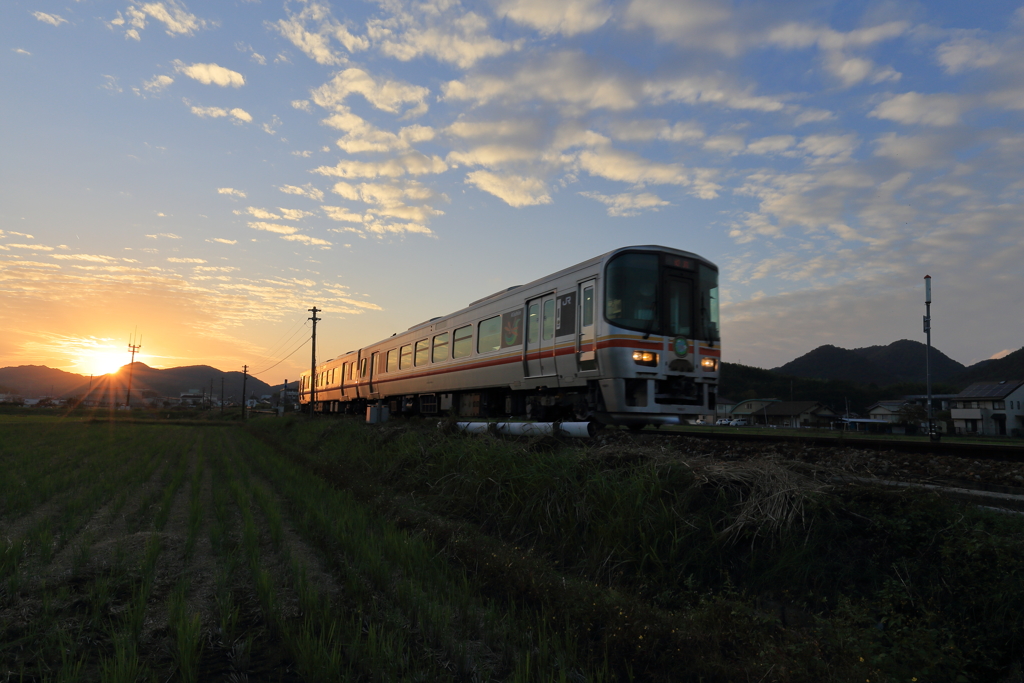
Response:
652,427,1024,461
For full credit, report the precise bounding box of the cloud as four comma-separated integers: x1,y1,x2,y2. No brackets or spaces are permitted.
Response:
447,144,539,168
869,92,970,126
239,207,282,219
167,257,207,263
465,171,552,207
31,11,68,27
274,208,309,220
175,61,245,87
218,187,247,198
936,34,1004,74
797,134,858,165
209,238,237,245
766,20,910,52
643,75,787,112
322,108,435,153
766,21,909,87
746,135,796,155
51,254,119,263
443,51,637,111
607,119,704,143
367,7,519,68
446,119,539,140
579,190,670,216
322,206,366,222
145,232,181,239
311,68,429,116
327,181,443,233
313,153,448,179
7,244,55,251
189,104,252,123
110,1,208,39
273,1,368,66
279,184,324,201
13,48,31,56
623,0,738,54
497,0,612,36
281,234,331,247
872,133,948,167
248,222,299,235
143,74,174,92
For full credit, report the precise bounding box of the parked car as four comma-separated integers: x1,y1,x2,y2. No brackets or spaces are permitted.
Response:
692,419,708,425
728,419,748,426
715,418,731,425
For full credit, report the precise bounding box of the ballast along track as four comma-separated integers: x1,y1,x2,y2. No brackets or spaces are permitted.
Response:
656,428,1024,462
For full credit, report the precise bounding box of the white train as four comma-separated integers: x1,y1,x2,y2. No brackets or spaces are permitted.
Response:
299,245,720,427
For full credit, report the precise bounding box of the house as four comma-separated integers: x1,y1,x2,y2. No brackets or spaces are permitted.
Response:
714,396,737,422
867,400,906,424
868,396,953,434
950,380,1024,436
730,398,780,423
762,401,838,428
731,399,837,428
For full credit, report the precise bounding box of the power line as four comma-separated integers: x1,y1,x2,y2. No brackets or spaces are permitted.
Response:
250,336,310,377
251,318,311,370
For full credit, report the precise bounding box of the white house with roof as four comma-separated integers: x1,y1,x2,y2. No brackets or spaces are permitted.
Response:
950,380,1024,436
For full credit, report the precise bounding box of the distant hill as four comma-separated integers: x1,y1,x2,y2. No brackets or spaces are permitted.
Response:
771,340,965,386
0,363,282,401
955,346,1024,385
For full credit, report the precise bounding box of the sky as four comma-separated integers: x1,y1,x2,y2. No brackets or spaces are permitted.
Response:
2,0,1022,382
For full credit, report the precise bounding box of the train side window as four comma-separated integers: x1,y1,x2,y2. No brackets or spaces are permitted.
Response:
477,316,500,353
453,325,473,359
527,303,540,345
542,299,555,341
432,333,449,362
340,363,347,383
415,339,429,366
400,344,413,369
359,358,367,378
387,349,398,373
583,286,594,327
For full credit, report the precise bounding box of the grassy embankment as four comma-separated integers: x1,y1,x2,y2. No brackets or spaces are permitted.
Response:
2,413,1023,681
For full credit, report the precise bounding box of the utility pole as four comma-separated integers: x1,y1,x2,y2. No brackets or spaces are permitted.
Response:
924,275,938,441
308,306,321,416
209,378,214,410
125,331,141,409
221,376,225,414
242,365,248,420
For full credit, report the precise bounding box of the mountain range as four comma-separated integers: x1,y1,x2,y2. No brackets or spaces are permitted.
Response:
0,363,287,401
2,341,1020,401
770,339,1023,388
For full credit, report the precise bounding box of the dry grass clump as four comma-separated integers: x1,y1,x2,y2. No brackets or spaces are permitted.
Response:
690,459,830,545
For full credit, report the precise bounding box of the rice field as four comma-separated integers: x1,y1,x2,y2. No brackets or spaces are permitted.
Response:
2,413,1023,682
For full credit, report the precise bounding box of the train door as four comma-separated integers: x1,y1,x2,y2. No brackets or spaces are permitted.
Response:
577,279,597,372
525,294,556,377
368,352,379,396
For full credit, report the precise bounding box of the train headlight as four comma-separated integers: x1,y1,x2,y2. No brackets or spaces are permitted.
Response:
632,350,658,366
700,357,718,371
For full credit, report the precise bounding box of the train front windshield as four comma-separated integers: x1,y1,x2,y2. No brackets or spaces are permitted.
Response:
605,252,719,341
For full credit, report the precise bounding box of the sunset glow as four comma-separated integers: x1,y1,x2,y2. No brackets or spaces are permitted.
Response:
76,350,126,378
2,1,1022,374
